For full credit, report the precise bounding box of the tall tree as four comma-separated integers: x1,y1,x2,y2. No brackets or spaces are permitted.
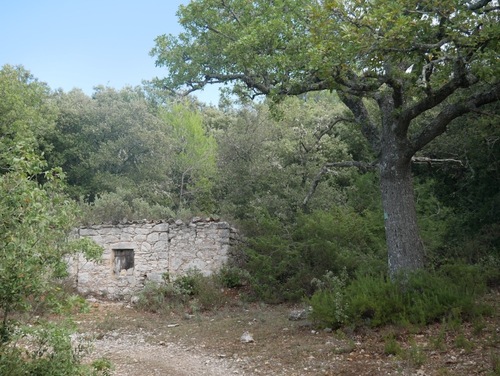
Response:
151,0,500,277
48,87,168,201
0,65,102,340
159,102,218,212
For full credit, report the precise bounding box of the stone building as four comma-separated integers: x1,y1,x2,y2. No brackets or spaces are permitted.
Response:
68,217,239,300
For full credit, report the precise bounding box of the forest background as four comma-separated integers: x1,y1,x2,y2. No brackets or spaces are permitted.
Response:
0,0,499,373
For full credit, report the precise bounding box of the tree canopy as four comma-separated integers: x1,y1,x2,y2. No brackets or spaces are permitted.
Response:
0,65,102,353
151,0,500,276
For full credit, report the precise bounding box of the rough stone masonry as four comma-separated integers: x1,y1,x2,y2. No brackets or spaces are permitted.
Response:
68,217,239,300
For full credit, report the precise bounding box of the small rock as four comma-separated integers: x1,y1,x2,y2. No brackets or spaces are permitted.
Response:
289,309,309,321
446,355,458,364
240,331,254,343
130,296,140,305
297,321,313,329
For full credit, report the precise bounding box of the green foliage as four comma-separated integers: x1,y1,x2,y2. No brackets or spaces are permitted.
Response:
0,162,102,333
0,67,100,332
0,65,56,172
136,269,227,314
415,108,500,265
293,207,386,277
215,96,362,223
405,340,427,368
310,264,491,329
309,269,349,329
40,286,90,316
491,352,500,376
154,0,500,278
0,321,111,376
414,178,455,255
383,334,403,356
218,266,251,289
46,87,218,219
240,206,385,303
241,212,304,302
454,332,474,353
78,188,175,225
0,65,106,373
159,102,218,213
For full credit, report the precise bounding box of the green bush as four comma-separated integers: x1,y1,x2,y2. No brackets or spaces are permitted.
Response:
240,207,386,303
218,266,251,289
0,321,111,376
293,208,386,277
308,269,349,329
309,264,491,329
78,188,175,225
136,270,227,314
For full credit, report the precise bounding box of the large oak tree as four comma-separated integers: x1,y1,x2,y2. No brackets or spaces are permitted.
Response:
151,0,500,277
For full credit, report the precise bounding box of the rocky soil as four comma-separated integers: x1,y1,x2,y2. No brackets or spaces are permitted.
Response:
76,292,500,376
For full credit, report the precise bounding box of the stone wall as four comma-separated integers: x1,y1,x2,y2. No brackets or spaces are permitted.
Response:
68,217,239,300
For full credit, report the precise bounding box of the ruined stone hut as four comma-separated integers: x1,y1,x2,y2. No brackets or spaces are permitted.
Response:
68,217,239,300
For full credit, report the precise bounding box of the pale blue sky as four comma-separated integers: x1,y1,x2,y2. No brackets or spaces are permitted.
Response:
0,0,219,103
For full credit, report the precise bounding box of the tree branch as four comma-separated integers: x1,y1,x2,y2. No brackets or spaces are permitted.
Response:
314,117,352,143
338,92,381,152
221,0,242,25
401,59,476,124
411,82,500,152
468,0,493,11
411,156,464,166
204,23,236,41
302,160,377,210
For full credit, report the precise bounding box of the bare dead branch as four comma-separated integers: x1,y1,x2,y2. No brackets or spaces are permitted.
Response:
411,156,464,166
468,0,493,11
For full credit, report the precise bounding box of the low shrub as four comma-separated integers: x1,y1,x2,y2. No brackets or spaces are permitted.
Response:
136,269,227,314
78,188,175,225
308,269,349,329
0,321,111,376
309,263,492,329
218,266,251,289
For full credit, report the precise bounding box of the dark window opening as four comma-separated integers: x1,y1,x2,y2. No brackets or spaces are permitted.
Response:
113,249,134,274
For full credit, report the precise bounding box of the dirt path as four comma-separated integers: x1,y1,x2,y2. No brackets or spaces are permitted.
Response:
78,297,500,376
92,332,242,375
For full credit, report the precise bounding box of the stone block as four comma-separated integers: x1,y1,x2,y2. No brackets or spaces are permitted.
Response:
152,241,169,252
78,273,90,284
147,232,159,242
134,234,148,242
134,227,152,235
141,242,152,252
152,223,169,232
79,228,99,236
102,235,120,243
146,272,164,283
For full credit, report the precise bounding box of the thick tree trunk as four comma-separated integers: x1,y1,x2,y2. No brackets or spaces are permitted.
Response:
340,91,427,278
380,156,425,278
